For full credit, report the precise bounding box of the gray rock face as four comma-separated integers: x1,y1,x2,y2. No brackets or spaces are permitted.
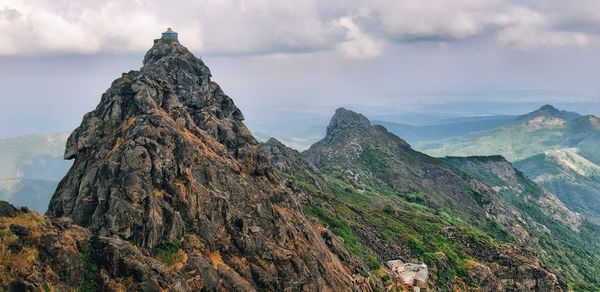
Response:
47,38,351,290
260,137,317,172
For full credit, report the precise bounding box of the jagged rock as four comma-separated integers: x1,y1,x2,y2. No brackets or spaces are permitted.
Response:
46,34,352,290
260,137,322,190
260,137,317,172
466,244,564,291
305,108,411,166
93,235,188,291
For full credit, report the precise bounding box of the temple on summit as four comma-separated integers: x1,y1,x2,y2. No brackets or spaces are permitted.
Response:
161,27,178,40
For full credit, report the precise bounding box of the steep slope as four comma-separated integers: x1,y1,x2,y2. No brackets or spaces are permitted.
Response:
443,156,600,289
304,108,523,228
414,105,600,220
268,108,567,290
40,34,352,290
442,156,581,231
0,133,71,212
305,108,474,214
514,149,600,222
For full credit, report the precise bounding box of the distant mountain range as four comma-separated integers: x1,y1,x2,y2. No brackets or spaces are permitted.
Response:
514,149,600,223
0,133,71,212
374,115,516,143
377,105,600,222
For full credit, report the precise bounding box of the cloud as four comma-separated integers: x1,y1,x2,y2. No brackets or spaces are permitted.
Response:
0,0,176,55
334,16,383,59
1,0,600,57
499,28,594,49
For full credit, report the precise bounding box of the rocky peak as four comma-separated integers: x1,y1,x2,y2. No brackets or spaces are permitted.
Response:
305,108,410,166
325,108,372,141
46,32,351,290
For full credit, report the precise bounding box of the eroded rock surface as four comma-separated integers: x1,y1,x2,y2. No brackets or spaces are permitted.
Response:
45,37,351,290
0,201,89,291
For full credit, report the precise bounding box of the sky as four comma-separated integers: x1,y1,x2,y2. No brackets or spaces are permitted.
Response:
1,0,600,141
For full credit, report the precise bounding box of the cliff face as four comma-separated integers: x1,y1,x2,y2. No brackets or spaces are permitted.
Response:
45,37,351,290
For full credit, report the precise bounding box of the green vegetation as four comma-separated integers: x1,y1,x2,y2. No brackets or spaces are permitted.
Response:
291,163,498,288
282,107,600,289
365,255,381,270
292,147,599,289
445,155,600,290
79,242,100,292
153,238,183,265
305,206,362,256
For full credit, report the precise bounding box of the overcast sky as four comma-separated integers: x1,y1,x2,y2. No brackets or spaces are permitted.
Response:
1,0,600,139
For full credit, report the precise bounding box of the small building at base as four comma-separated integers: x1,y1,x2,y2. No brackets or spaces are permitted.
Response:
387,260,429,291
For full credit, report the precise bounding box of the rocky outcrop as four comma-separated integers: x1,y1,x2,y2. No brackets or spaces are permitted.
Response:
466,244,563,291
260,137,317,172
0,201,89,291
304,108,410,167
46,36,351,290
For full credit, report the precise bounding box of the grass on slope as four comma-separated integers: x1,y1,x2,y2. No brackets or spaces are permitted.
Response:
285,166,509,290
445,156,600,290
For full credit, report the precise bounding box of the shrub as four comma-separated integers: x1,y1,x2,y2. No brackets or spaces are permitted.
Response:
79,242,100,292
382,204,394,215
365,255,381,270
154,239,183,265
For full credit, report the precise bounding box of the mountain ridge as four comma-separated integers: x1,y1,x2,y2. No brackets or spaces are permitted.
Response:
516,104,581,122
298,107,590,289
408,105,600,221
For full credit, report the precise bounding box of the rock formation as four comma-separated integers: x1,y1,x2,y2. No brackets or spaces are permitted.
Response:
45,34,351,290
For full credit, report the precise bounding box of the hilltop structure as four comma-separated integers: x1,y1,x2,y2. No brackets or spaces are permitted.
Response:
161,27,178,40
